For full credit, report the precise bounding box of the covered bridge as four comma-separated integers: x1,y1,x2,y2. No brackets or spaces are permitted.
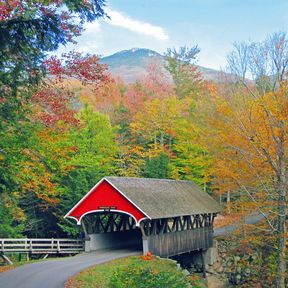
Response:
65,177,221,257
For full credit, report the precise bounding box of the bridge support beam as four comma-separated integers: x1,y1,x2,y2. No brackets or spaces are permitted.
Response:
140,223,149,255
201,249,207,278
142,237,149,255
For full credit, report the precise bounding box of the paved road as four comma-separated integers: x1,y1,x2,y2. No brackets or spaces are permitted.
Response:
0,248,140,288
214,213,265,237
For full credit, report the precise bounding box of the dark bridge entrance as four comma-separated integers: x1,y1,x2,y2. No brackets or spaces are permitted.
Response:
65,177,221,257
81,212,142,251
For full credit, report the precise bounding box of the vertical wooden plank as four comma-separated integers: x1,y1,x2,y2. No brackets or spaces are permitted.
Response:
29,239,32,253
57,240,60,252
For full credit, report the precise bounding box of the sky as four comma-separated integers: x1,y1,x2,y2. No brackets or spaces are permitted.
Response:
58,0,288,70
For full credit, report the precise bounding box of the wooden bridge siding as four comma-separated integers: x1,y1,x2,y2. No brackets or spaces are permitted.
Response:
146,226,213,257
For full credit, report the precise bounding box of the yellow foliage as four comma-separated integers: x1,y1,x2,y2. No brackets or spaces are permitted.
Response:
205,80,288,218
12,207,26,222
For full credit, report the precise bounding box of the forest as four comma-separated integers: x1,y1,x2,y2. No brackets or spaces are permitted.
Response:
0,1,287,287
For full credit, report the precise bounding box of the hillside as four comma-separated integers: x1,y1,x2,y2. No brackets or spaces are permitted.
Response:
100,48,227,83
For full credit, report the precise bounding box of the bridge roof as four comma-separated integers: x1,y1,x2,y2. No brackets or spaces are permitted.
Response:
105,177,221,219
65,177,221,226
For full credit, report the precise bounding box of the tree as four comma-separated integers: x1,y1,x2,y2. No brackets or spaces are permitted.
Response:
139,61,173,99
130,96,187,153
0,0,106,125
141,153,170,179
129,94,212,183
170,119,211,189
58,106,119,235
17,126,74,237
0,0,108,202
209,33,288,287
165,46,203,99
0,49,111,237
227,31,288,95
25,50,111,236
209,84,287,287
80,77,125,117
68,106,118,172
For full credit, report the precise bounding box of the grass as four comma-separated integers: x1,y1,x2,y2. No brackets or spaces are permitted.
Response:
65,255,205,288
0,265,15,273
0,259,40,273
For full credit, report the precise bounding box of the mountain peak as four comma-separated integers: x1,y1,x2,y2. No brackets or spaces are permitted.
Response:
109,48,161,57
100,48,227,83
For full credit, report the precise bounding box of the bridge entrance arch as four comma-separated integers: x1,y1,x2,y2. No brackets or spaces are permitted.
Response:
79,211,142,251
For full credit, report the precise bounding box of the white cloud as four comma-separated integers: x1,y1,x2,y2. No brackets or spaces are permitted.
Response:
83,21,101,32
75,21,102,53
105,8,169,41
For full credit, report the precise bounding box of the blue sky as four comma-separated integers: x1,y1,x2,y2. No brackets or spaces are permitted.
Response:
59,0,288,70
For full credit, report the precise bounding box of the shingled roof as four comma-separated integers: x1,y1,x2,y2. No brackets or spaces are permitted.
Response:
105,177,221,219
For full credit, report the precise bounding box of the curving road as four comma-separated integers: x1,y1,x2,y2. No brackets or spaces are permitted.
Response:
213,213,265,237
0,248,140,288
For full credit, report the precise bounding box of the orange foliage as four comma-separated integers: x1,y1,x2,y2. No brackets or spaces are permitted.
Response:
206,81,288,220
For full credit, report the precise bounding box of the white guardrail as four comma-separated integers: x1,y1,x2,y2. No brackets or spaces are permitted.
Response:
0,238,84,254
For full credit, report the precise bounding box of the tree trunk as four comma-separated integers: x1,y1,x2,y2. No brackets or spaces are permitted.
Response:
160,133,164,152
276,123,286,288
276,189,287,288
227,190,231,214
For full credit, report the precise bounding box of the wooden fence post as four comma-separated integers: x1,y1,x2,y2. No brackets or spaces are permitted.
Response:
25,238,28,251
57,240,60,253
29,239,33,252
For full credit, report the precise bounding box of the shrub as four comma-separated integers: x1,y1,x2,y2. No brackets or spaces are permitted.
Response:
109,263,190,288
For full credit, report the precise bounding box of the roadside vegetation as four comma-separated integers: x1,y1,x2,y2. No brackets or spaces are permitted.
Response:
65,255,205,288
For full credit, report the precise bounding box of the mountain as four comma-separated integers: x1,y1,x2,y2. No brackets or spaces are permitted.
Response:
100,48,227,83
